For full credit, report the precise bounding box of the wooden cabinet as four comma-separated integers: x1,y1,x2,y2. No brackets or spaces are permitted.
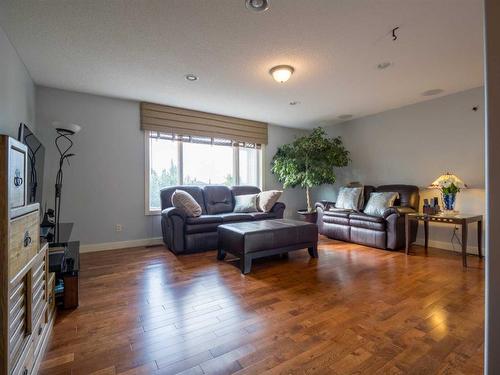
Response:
0,136,55,375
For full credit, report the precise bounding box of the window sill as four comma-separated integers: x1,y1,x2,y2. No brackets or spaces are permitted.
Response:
145,209,161,216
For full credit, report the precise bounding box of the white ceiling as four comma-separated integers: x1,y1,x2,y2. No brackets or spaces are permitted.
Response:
0,0,484,129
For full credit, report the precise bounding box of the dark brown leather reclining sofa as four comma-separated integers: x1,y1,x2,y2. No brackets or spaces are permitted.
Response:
315,185,419,250
160,185,285,254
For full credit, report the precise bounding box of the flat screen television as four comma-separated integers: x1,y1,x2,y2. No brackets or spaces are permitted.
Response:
18,123,45,206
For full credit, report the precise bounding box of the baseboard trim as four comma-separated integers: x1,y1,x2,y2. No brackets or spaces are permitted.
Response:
80,237,164,253
79,236,479,255
414,238,479,255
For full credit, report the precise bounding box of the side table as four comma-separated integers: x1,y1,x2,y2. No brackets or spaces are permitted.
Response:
405,213,483,267
49,241,80,308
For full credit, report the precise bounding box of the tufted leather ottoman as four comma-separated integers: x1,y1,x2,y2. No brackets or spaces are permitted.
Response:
217,219,318,274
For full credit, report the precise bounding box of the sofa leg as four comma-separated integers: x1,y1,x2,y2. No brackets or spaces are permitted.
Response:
240,255,252,274
308,244,318,258
217,248,226,260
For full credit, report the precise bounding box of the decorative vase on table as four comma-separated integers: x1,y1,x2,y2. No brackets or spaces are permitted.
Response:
429,172,466,214
442,193,457,212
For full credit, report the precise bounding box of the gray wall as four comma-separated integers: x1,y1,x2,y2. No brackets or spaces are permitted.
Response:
264,125,309,218
35,86,307,247
316,87,485,252
0,24,35,137
485,1,500,372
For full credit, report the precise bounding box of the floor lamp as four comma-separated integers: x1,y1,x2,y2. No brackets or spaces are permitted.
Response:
53,122,81,244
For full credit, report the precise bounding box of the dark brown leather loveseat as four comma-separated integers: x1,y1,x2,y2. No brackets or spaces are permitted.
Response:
315,185,419,250
161,185,286,254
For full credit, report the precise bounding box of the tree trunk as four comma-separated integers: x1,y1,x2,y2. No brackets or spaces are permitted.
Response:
306,187,312,212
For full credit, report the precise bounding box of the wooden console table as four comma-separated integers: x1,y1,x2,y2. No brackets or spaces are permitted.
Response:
405,213,483,267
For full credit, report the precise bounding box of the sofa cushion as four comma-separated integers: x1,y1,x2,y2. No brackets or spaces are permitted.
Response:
363,192,399,217
171,190,202,217
231,185,261,197
160,186,207,214
323,210,350,225
203,185,234,214
349,213,386,231
257,190,282,212
247,212,275,220
233,194,259,213
335,187,363,210
377,185,419,210
219,212,255,223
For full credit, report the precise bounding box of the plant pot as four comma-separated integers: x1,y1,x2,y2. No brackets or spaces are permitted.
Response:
297,210,318,223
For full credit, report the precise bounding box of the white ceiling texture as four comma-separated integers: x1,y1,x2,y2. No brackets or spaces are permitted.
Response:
0,0,484,128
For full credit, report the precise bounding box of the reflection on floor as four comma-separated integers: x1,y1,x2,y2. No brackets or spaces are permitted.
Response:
40,236,484,374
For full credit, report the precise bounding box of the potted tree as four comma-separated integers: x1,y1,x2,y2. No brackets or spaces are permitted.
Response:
271,127,350,222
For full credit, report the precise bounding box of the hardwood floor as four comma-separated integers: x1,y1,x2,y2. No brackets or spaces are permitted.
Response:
40,237,484,375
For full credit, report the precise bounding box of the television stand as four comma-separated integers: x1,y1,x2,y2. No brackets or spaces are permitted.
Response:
48,222,80,309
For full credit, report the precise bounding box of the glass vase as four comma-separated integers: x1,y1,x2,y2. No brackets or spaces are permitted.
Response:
442,193,456,212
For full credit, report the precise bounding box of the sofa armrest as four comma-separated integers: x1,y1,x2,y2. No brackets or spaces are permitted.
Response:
270,202,286,218
315,201,335,211
161,207,187,254
383,206,416,219
161,207,187,221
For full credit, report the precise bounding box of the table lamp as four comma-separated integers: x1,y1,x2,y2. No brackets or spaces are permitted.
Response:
429,172,467,213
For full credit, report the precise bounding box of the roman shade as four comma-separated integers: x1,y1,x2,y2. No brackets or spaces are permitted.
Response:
140,102,268,144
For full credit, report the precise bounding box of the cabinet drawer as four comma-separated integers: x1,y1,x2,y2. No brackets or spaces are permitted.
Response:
32,259,46,325
32,307,47,363
11,339,33,375
47,273,56,322
8,276,30,372
9,210,40,279
8,140,27,210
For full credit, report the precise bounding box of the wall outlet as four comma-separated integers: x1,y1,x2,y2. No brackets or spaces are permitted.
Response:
115,224,123,232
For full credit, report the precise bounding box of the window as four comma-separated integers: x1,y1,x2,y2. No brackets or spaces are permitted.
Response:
146,131,262,213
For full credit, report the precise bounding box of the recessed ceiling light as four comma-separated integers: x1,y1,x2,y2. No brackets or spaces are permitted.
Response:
289,101,300,106
377,62,392,70
245,0,269,12
185,74,198,81
269,65,294,83
422,89,444,96
338,114,353,120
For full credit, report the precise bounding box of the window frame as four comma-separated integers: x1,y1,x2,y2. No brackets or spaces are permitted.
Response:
144,131,263,215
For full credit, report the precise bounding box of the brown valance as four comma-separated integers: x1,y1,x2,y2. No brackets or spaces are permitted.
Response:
140,102,268,144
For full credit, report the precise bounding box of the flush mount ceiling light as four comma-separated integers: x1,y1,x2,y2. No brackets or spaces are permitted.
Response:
269,65,294,83
377,62,392,70
422,88,444,96
245,0,269,12
185,74,198,81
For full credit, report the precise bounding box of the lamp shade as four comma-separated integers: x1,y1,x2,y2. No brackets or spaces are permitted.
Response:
52,121,82,134
429,172,467,189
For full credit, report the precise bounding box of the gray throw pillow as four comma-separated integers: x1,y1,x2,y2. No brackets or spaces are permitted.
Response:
171,190,202,217
233,194,258,213
363,192,399,217
257,190,282,212
335,187,363,210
